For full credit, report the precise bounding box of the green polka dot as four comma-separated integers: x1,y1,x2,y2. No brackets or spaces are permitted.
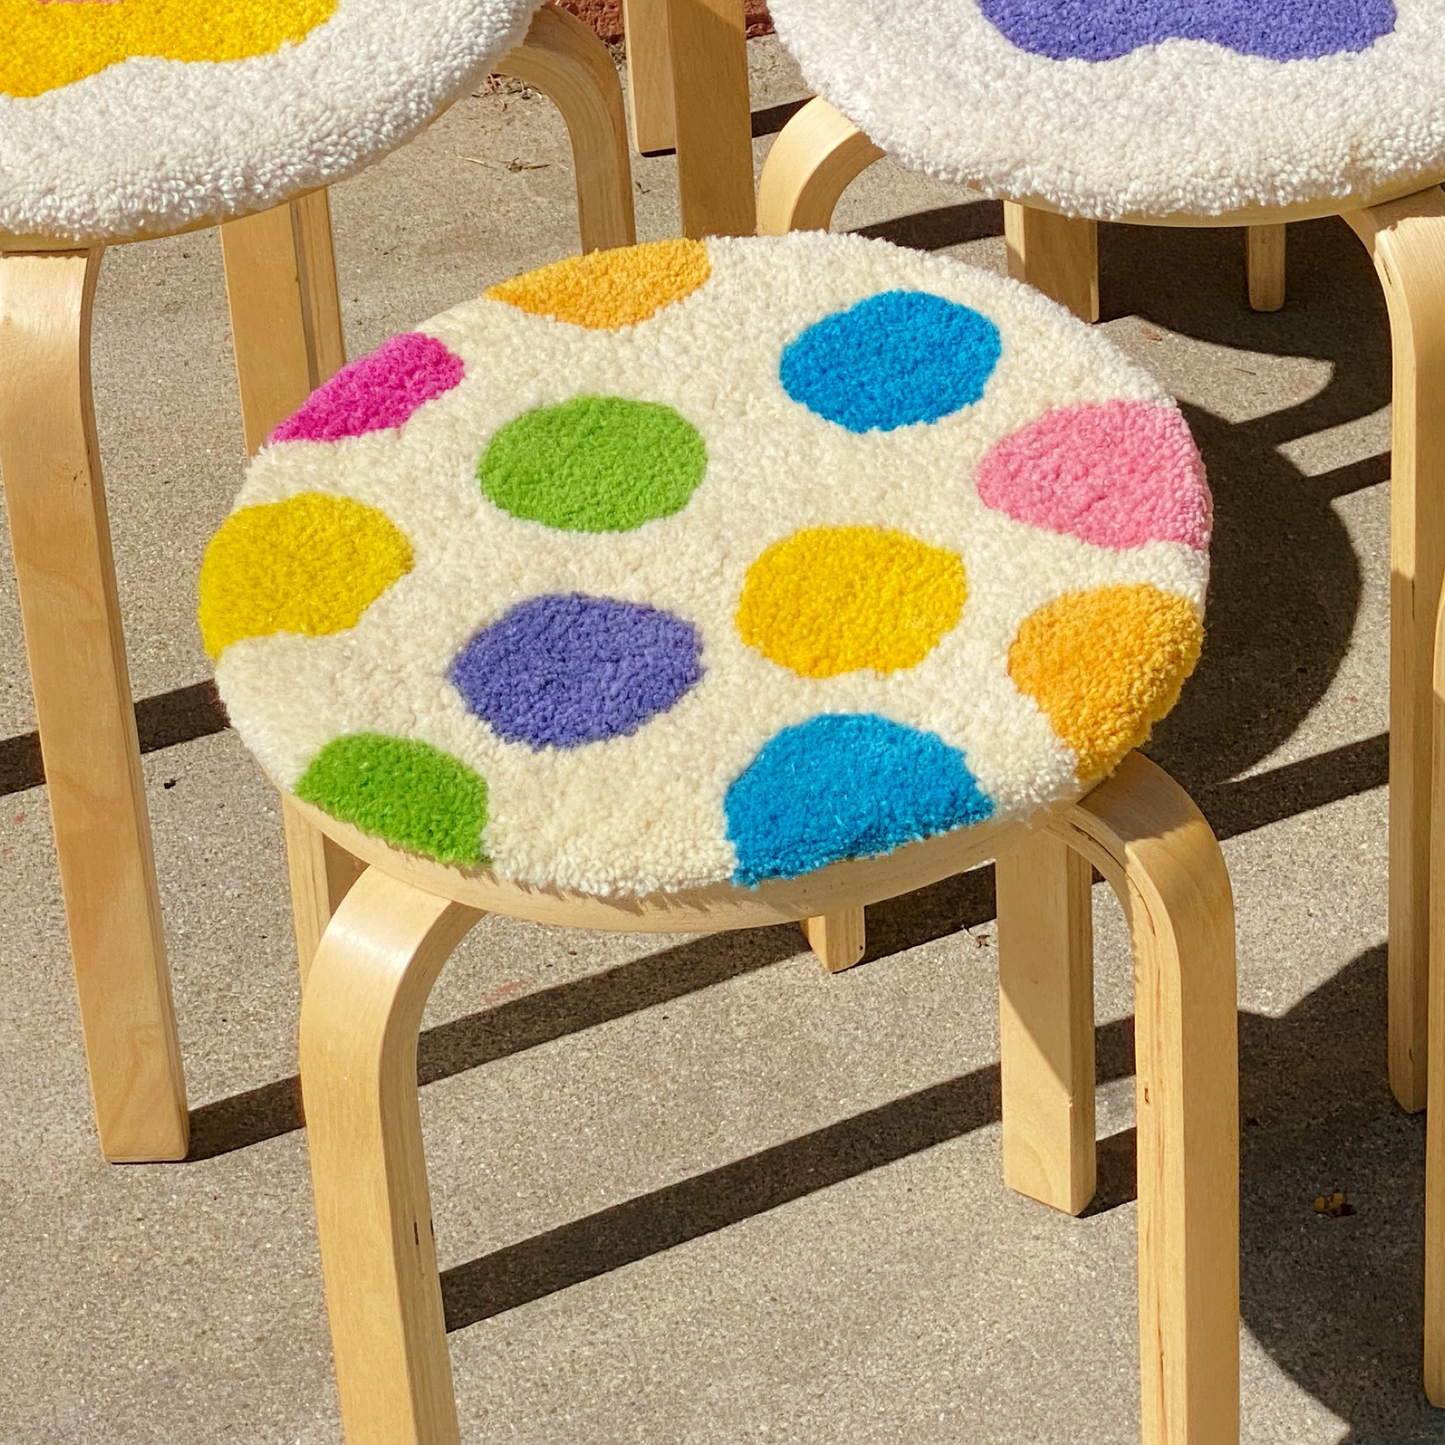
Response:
479,396,707,532
294,733,489,867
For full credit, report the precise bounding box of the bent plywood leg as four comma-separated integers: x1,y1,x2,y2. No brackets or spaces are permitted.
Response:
802,907,866,974
300,867,484,1445
1425,587,1445,1402
499,5,637,254
221,190,346,458
1004,203,1100,324
0,248,188,1162
221,195,354,989
1246,224,1287,313
996,828,1096,1216
623,0,676,154
1054,753,1238,1445
1346,185,1445,1112
667,0,756,239
756,97,886,236
282,796,365,990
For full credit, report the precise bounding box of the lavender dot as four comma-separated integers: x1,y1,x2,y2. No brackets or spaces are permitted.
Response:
450,594,704,750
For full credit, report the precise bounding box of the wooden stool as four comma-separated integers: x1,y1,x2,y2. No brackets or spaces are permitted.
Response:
203,231,1240,1444
0,0,635,1163
754,0,1445,1121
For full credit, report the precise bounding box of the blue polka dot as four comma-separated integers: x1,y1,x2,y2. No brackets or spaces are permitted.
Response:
725,713,994,886
780,291,1002,434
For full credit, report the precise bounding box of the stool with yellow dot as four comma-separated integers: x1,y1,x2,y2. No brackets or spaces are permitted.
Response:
1,0,639,1169
202,231,1240,1445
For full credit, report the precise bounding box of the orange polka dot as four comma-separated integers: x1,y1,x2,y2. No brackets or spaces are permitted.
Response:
1008,584,1202,780
484,239,711,330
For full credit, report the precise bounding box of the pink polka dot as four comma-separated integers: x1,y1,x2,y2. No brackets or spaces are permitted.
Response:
976,400,1210,552
270,333,465,445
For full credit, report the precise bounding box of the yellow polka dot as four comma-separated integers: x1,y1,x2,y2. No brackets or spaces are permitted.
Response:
0,0,337,99
738,527,967,678
198,493,412,660
484,239,711,330
1008,584,1203,781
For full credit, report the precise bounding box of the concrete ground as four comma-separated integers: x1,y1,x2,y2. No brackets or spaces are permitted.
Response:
0,37,1429,1445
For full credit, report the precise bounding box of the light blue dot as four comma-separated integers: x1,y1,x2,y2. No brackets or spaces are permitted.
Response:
725,713,994,886
780,290,1003,433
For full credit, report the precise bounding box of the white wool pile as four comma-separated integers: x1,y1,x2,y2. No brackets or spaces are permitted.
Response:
0,0,540,241
767,0,1445,219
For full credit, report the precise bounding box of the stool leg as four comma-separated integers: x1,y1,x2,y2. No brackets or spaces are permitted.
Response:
498,6,637,255
221,195,353,989
1055,753,1239,1445
1425,587,1445,1403
282,797,364,989
997,829,1096,1215
755,97,886,236
0,247,188,1162
1246,224,1287,312
1345,185,1445,1113
221,190,346,457
1004,203,1101,324
300,867,484,1445
623,0,676,154
666,0,756,240
801,907,866,974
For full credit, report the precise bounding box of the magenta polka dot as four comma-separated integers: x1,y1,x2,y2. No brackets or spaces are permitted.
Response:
270,333,465,445
976,401,1210,552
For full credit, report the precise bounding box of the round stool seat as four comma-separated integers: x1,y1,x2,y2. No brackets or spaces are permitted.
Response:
767,0,1445,220
0,0,541,242
200,232,1210,897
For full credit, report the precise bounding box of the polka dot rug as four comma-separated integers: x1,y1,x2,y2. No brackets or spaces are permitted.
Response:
201,231,1211,896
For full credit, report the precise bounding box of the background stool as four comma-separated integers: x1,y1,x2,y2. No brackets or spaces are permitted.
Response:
0,0,633,1163
751,1,1445,1122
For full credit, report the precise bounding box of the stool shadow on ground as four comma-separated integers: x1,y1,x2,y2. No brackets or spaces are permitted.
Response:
434,947,1441,1445
1106,216,1388,801
1236,948,1441,1444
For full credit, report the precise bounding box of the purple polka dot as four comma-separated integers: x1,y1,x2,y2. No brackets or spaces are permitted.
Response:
270,333,465,445
979,0,1395,62
450,594,704,749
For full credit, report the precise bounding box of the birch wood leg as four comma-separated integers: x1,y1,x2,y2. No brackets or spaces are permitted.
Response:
0,247,188,1162
1246,224,1287,312
1053,753,1239,1445
221,193,345,456
667,0,756,239
499,5,637,255
1429,585,1445,1402
1004,203,1101,324
801,907,866,973
755,97,886,236
623,0,676,154
1345,184,1445,1112
221,193,353,985
997,828,1096,1216
300,867,484,1445
283,796,365,989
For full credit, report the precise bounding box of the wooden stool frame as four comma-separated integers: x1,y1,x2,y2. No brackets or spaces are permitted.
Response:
0,3,636,1164
754,95,1445,1120
296,751,1238,1445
